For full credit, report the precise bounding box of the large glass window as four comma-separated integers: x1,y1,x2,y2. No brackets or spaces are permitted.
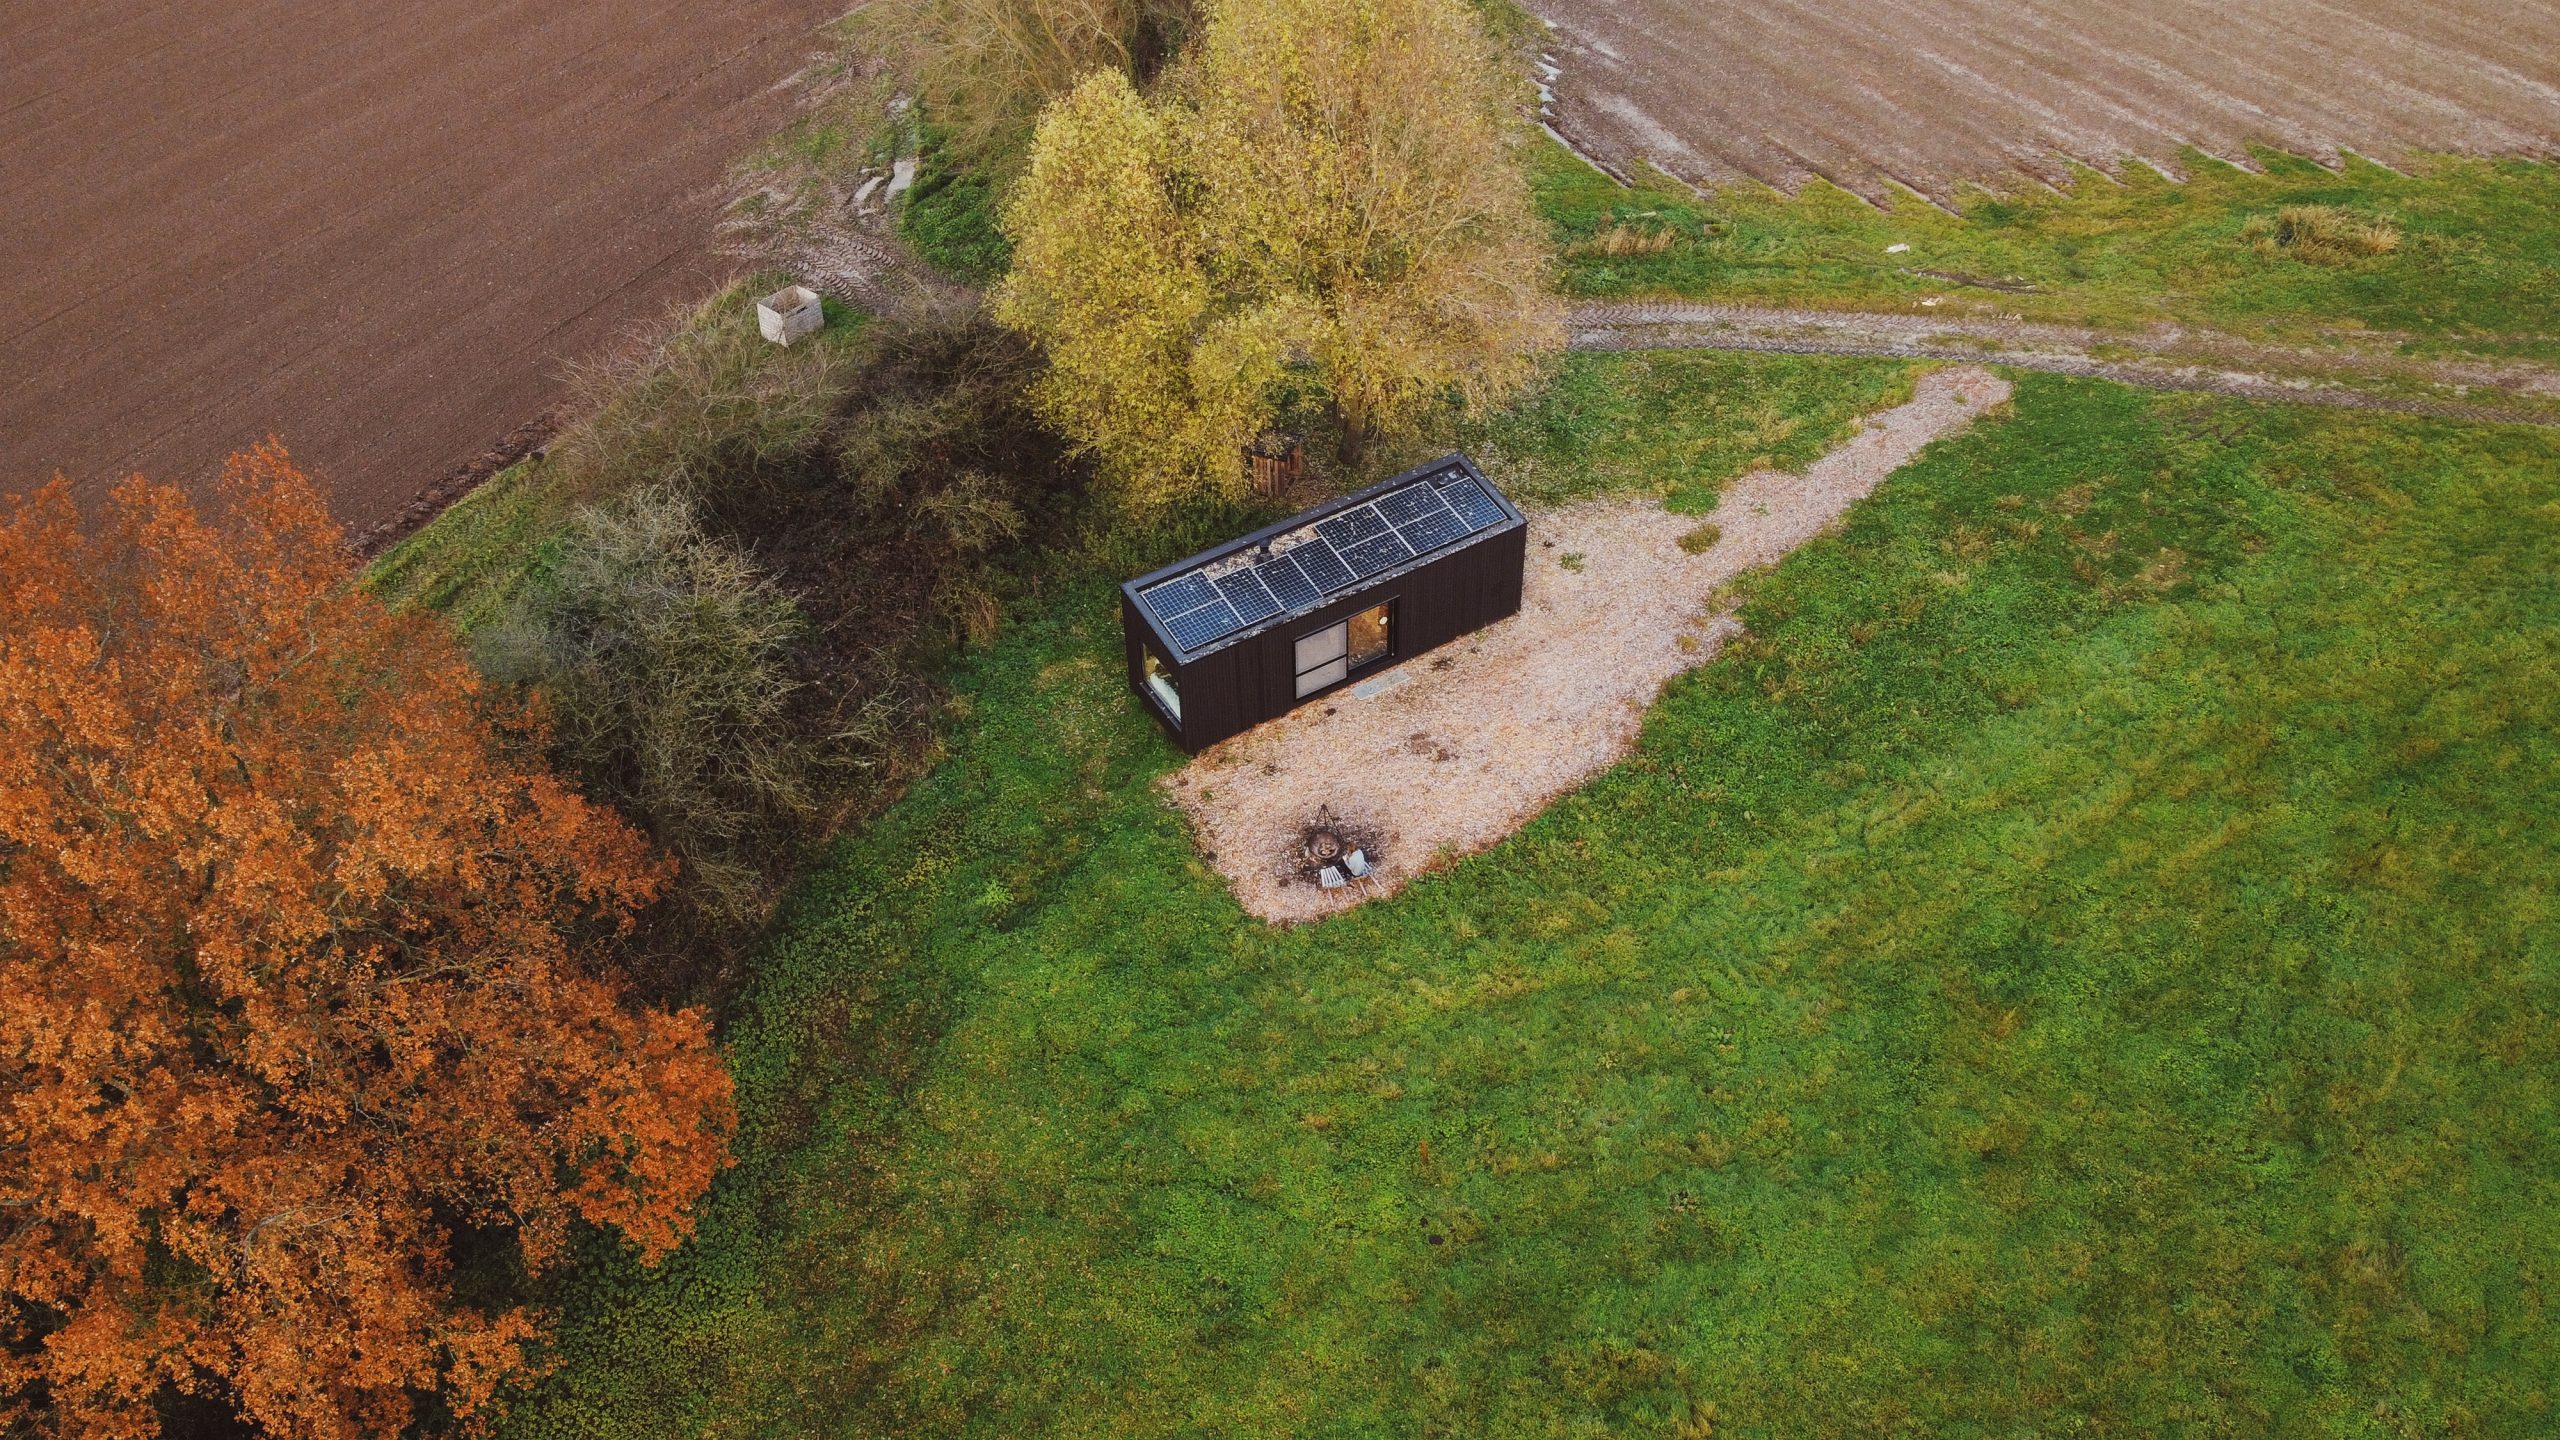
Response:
1143,648,1181,721
1293,624,1347,698
1293,601,1394,699
1348,601,1393,668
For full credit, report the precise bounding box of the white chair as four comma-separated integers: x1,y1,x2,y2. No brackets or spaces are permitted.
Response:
1344,850,1380,892
1319,865,1347,891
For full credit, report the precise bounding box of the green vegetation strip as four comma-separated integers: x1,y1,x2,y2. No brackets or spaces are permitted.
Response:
1536,139,2560,362
360,458,554,634
1458,349,1918,510
507,358,2558,1437
360,287,871,634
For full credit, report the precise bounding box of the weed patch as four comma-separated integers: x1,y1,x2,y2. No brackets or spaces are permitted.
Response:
898,136,1014,281
2241,202,2402,263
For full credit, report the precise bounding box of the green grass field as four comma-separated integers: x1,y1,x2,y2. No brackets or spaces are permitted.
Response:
1456,349,1915,511
361,457,555,633
1535,139,2560,363
492,356,2559,1438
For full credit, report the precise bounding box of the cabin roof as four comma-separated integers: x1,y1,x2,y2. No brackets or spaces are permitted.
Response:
1123,453,1523,660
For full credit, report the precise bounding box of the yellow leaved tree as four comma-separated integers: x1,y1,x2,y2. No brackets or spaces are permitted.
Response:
992,0,1559,501
989,71,1294,503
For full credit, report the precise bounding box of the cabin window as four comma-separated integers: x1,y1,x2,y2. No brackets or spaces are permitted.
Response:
1347,601,1393,668
1143,648,1181,721
1293,601,1394,699
1293,624,1347,697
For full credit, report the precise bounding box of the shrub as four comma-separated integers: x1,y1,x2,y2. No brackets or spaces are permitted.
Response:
469,311,1069,975
477,488,833,935
2241,204,2401,264
828,311,1061,642
896,0,1191,176
548,289,860,506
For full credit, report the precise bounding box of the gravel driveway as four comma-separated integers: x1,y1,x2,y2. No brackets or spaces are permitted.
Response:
1170,365,2012,923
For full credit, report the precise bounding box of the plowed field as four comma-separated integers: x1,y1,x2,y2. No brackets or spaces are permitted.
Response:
1,0,843,526
1531,0,2560,199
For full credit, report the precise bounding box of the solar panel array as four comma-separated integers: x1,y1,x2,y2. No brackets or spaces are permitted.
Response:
1138,465,1512,654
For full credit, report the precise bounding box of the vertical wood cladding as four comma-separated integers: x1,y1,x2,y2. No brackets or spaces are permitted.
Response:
1121,454,1527,754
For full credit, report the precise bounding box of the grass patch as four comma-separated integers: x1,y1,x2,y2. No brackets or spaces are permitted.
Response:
899,134,1014,283
1460,349,1919,511
1532,137,2560,360
502,362,2560,1437
1565,222,1685,258
360,458,554,635
2242,203,2402,264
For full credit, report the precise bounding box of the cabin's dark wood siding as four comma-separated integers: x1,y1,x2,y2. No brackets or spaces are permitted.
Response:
1129,520,1527,753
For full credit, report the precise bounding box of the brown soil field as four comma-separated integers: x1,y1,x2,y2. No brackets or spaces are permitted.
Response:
1529,0,2560,199
1,0,846,529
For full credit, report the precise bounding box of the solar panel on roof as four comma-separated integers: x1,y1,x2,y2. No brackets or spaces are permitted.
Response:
1437,477,1505,532
1133,457,1515,658
1216,570,1283,626
1292,541,1355,593
1397,508,1470,554
1339,531,1411,578
1315,506,1388,549
1257,553,1321,611
1374,484,1443,526
1164,598,1244,651
1141,571,1218,620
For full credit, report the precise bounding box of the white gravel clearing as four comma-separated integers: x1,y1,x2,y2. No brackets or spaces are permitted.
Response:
1165,365,2012,924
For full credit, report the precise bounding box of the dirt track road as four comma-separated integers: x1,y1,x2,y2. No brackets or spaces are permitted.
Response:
1529,0,2560,199
1,0,843,527
1568,302,2560,427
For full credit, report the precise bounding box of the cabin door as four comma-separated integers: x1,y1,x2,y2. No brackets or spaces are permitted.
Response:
1292,601,1394,699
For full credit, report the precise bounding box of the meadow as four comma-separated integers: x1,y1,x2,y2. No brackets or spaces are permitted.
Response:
480,357,2560,1437
1536,140,2560,363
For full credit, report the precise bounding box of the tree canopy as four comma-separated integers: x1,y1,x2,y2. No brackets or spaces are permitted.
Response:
993,0,1559,497
0,446,736,1440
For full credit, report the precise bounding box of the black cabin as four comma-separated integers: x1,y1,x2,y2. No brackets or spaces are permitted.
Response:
1120,452,1527,753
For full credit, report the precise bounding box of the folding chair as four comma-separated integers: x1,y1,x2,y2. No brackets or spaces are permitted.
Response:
1319,865,1348,891
1344,849,1381,893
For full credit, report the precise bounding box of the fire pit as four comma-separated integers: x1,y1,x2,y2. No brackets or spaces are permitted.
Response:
1294,805,1382,886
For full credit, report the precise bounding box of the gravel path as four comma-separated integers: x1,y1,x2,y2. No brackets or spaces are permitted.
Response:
1570,302,2560,427
1170,366,2012,924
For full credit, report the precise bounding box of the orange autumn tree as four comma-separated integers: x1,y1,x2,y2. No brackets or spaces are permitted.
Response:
0,445,737,1440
